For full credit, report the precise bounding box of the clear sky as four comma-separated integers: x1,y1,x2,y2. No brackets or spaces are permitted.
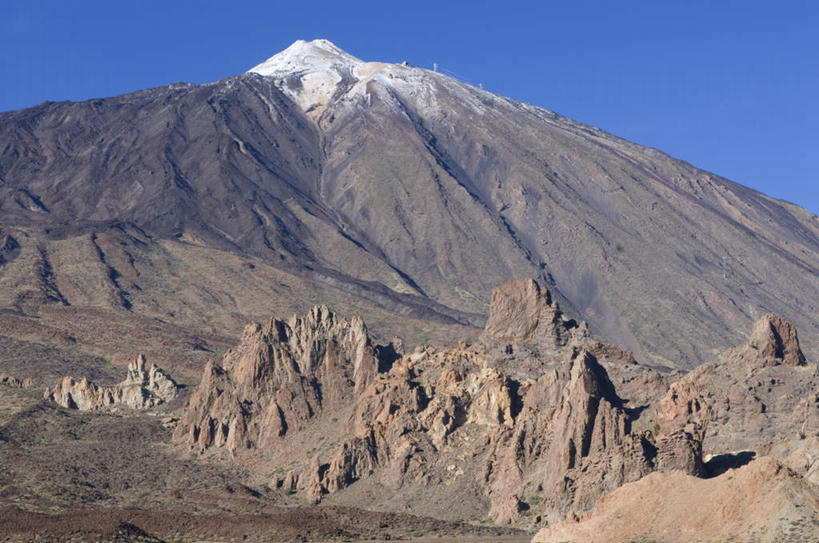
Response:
1,0,817,214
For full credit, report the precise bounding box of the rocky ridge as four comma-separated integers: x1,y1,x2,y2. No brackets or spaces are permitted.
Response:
533,312,818,542
0,374,32,388
176,279,704,524
45,354,180,411
174,305,379,454
656,314,818,473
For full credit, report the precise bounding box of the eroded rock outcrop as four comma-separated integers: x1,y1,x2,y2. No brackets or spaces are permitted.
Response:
174,305,379,455
481,278,587,351
273,338,699,522
45,354,180,410
481,348,659,523
178,282,705,523
749,314,807,367
657,314,817,475
0,374,32,388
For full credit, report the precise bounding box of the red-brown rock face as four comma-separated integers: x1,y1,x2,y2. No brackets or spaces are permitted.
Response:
481,278,586,349
482,348,658,523
748,314,806,367
289,344,699,523
174,305,379,454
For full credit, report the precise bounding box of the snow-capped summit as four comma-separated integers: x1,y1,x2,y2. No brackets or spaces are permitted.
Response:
249,39,362,77
247,39,490,121
249,39,364,116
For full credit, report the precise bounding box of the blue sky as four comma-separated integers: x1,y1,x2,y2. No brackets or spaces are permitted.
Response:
1,0,817,214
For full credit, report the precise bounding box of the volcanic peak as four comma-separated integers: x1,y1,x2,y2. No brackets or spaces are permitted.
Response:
248,39,370,116
248,39,362,77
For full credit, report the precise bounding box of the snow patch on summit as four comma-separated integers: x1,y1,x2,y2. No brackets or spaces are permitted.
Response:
249,39,363,117
250,39,362,77
249,39,497,120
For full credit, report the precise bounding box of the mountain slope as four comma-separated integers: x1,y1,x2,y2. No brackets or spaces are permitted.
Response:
0,39,816,368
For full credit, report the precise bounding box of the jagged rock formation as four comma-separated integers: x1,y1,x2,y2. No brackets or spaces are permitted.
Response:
656,314,818,462
174,306,379,454
0,374,32,388
479,347,697,523
309,345,667,521
45,354,180,410
176,280,703,524
481,278,586,348
542,317,817,543
748,314,807,367
481,279,677,436
479,278,590,380
532,456,819,543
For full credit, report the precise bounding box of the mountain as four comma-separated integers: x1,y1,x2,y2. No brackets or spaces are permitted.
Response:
0,38,817,373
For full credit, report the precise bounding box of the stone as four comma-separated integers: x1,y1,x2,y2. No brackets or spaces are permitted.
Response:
0,374,32,388
174,282,705,520
44,354,180,411
748,314,806,367
488,494,525,524
481,278,585,349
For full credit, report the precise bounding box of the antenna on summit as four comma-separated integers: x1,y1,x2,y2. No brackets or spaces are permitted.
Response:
433,62,438,72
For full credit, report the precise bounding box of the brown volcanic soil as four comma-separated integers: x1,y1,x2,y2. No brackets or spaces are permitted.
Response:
0,506,530,542
532,457,819,543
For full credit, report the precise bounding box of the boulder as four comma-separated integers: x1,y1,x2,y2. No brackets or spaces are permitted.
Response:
749,314,806,367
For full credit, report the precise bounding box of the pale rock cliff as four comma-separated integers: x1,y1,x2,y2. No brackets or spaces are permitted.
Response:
44,354,180,410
